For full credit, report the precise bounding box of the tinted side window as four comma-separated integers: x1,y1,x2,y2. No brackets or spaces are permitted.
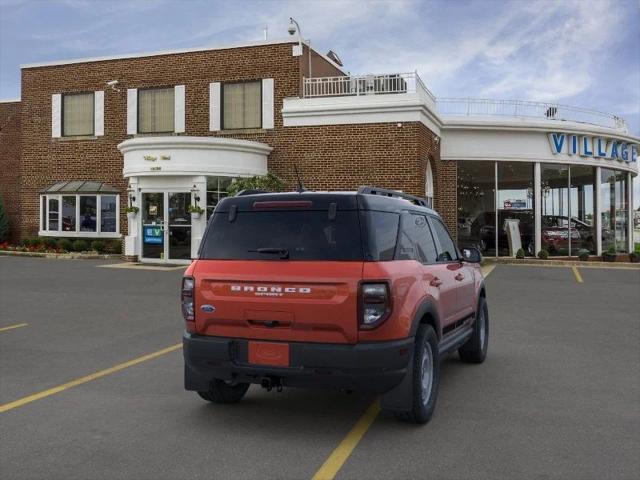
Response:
395,213,437,263
430,218,458,262
361,211,399,261
415,217,438,263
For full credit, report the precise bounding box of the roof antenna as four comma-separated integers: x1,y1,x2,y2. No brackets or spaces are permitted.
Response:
293,164,307,193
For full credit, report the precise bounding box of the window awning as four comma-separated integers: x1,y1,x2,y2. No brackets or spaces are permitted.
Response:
41,181,120,194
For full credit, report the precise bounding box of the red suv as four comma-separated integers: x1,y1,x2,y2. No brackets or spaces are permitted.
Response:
182,187,488,424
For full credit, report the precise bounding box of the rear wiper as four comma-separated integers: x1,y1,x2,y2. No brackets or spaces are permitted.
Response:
248,247,290,259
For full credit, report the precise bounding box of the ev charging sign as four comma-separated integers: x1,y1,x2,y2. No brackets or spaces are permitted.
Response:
548,132,638,164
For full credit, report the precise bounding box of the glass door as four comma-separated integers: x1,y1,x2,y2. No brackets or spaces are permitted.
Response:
167,192,192,261
142,192,165,260
141,191,193,263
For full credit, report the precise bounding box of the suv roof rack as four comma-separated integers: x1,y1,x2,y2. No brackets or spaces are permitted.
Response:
236,189,270,196
358,186,429,207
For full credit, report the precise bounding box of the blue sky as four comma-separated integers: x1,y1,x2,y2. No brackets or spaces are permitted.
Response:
1,0,639,203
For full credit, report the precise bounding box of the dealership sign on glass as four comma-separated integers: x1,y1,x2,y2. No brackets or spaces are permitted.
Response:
548,133,638,163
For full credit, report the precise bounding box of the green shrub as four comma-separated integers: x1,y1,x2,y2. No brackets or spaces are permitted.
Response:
40,237,58,249
227,173,286,197
577,249,590,261
602,244,617,262
629,252,640,263
58,239,73,252
0,195,9,243
72,239,88,252
105,239,122,254
515,248,525,259
91,240,106,253
537,249,549,260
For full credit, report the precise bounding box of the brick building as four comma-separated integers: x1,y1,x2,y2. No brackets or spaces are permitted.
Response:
0,38,637,262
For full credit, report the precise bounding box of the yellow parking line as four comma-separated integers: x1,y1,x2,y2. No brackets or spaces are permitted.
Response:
0,323,28,333
481,264,496,277
0,343,182,413
311,400,381,480
571,266,584,283
311,263,495,479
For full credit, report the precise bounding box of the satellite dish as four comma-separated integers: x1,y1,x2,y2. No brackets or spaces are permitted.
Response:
326,50,343,67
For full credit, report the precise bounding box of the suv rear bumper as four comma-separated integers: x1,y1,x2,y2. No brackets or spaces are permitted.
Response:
183,332,413,393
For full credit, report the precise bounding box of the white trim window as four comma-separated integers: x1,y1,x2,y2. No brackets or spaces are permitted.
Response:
128,85,185,134
206,176,235,218
425,159,434,208
63,92,94,136
222,81,262,130
138,87,175,134
39,186,120,238
52,91,104,138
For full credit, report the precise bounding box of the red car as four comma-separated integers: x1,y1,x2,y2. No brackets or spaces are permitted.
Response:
182,187,488,424
541,215,595,254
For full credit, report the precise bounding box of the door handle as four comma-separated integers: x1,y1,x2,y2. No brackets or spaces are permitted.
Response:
455,273,465,281
430,277,442,287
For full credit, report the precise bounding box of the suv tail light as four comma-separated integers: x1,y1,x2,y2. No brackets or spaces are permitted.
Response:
359,282,391,329
181,277,195,322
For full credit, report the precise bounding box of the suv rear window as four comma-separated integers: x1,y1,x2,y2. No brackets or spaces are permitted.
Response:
200,210,363,261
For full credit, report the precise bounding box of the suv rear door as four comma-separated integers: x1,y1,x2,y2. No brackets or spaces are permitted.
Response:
429,216,475,321
194,199,364,344
396,211,458,328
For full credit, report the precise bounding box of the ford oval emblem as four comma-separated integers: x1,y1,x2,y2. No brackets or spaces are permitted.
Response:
200,305,216,313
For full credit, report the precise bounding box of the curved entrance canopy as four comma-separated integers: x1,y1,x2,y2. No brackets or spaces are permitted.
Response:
118,136,271,178
117,136,272,263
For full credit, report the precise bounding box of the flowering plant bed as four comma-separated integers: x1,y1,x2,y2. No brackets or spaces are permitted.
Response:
0,249,119,259
0,237,122,255
1,242,61,254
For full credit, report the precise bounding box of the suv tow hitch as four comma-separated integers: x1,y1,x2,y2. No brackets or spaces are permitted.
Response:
260,376,283,392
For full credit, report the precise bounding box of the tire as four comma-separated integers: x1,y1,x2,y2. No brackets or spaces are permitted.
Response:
394,324,440,424
459,296,489,364
197,380,250,404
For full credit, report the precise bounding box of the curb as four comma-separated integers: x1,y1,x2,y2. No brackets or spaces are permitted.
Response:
0,250,121,260
483,258,640,269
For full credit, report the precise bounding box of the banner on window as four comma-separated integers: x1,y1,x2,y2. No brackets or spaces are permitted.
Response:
144,226,163,245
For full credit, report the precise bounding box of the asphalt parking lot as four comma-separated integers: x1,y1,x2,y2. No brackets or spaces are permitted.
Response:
1,257,639,480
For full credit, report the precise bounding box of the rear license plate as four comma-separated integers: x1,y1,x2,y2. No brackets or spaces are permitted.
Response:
248,341,290,367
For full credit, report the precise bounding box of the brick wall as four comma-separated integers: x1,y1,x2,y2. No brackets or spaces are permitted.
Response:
0,101,21,242
18,41,444,242
18,42,302,240
419,123,457,238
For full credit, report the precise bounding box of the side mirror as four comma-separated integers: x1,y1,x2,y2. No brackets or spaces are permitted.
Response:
462,247,482,263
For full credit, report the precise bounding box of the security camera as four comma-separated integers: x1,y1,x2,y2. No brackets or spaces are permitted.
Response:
106,80,120,92
288,19,297,35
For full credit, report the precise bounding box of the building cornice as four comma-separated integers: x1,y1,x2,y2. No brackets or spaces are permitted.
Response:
21,38,301,69
439,116,639,144
282,94,443,135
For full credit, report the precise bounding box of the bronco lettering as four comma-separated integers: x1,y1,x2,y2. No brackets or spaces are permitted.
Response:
230,285,312,294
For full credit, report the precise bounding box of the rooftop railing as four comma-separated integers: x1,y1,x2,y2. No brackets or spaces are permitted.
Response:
436,98,627,132
303,72,436,102
301,73,627,132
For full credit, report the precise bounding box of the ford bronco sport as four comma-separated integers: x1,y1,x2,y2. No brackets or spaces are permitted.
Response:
182,187,488,424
